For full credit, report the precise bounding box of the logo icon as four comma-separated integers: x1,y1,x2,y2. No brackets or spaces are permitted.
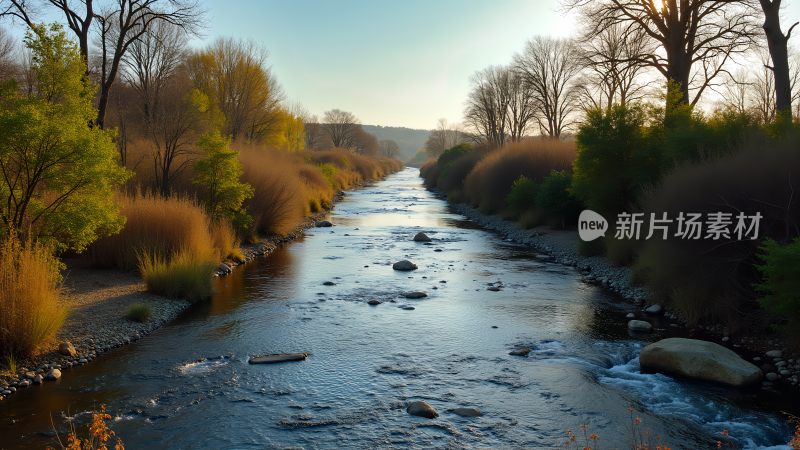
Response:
578,209,608,242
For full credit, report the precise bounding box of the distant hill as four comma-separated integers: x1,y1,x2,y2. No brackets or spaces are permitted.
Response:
362,125,431,162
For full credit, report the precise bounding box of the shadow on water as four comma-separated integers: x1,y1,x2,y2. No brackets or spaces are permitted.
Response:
0,168,797,449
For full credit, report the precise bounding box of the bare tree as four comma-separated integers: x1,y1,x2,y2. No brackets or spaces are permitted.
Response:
464,66,511,147
569,0,757,108
379,139,400,158
514,36,582,137
321,109,359,148
752,52,777,123
756,0,797,118
122,19,186,128
3,0,203,128
579,23,651,111
0,27,15,80
720,68,752,114
506,68,536,141
424,118,468,157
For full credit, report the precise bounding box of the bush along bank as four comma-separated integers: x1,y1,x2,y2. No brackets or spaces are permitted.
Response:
419,110,800,391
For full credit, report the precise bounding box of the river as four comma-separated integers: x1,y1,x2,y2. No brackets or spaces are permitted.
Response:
0,167,796,449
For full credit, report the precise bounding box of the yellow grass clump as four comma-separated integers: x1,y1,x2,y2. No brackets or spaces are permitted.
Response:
138,248,216,303
0,233,66,358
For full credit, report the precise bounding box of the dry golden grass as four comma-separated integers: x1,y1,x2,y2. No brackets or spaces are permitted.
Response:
48,404,124,450
89,194,217,271
210,220,241,261
464,139,576,213
0,233,66,358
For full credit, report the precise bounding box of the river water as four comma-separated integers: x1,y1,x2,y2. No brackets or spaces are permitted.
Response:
0,167,796,449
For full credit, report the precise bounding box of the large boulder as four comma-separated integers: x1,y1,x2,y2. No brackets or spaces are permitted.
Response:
393,260,418,271
407,401,438,418
640,338,763,387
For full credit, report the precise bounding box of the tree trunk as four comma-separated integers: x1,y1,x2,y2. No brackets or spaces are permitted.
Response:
760,0,794,118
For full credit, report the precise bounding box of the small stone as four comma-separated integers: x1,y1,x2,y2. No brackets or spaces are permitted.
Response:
487,286,501,292
402,291,427,299
644,304,663,315
628,320,652,333
33,375,43,385
407,401,438,419
58,341,77,357
218,263,231,274
765,372,780,382
315,220,333,228
367,299,382,305
323,281,336,286
626,313,635,319
24,371,36,380
400,305,415,310
45,369,61,381
766,350,783,358
780,370,791,377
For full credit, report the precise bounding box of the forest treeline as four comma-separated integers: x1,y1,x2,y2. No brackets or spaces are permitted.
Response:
0,1,401,360
421,0,800,338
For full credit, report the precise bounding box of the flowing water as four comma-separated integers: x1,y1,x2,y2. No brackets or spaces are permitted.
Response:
0,168,797,449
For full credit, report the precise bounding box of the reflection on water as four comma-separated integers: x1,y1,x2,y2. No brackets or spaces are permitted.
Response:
0,168,795,449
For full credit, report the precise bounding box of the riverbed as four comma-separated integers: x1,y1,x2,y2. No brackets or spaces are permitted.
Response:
0,167,795,449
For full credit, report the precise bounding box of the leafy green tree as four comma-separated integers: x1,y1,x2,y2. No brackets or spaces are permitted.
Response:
0,24,129,251
193,131,253,228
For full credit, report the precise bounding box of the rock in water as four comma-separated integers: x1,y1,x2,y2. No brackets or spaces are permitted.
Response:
449,407,481,417
367,299,382,305
627,320,652,332
407,401,438,418
315,220,333,228
402,291,427,299
45,369,61,381
509,347,531,357
640,338,763,387
413,232,432,242
59,341,77,357
393,260,418,271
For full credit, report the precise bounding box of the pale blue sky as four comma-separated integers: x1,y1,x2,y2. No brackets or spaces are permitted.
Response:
195,0,579,129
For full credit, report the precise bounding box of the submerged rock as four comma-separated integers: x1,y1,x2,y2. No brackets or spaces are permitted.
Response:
367,299,382,305
407,401,438,418
393,260,418,271
413,232,432,242
322,281,336,286
640,338,763,387
402,291,427,299
316,220,333,228
627,320,652,332
449,407,481,417
509,347,531,357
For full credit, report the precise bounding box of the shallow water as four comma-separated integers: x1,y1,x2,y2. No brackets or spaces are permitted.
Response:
0,167,796,449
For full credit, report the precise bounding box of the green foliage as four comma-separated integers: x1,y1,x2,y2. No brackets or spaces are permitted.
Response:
571,104,654,215
126,303,152,323
0,24,129,251
193,131,254,229
506,176,538,216
756,238,800,321
138,250,216,303
536,170,582,227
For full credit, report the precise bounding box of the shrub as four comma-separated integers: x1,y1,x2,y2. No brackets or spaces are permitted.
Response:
535,170,583,228
571,104,653,215
436,144,485,199
0,233,66,358
506,176,538,216
239,147,307,237
89,194,217,271
138,249,216,303
464,139,576,213
634,139,800,327
48,404,124,450
193,131,253,228
756,238,800,323
125,303,152,323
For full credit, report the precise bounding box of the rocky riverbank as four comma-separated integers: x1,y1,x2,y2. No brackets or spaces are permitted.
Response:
0,192,351,401
447,201,800,391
